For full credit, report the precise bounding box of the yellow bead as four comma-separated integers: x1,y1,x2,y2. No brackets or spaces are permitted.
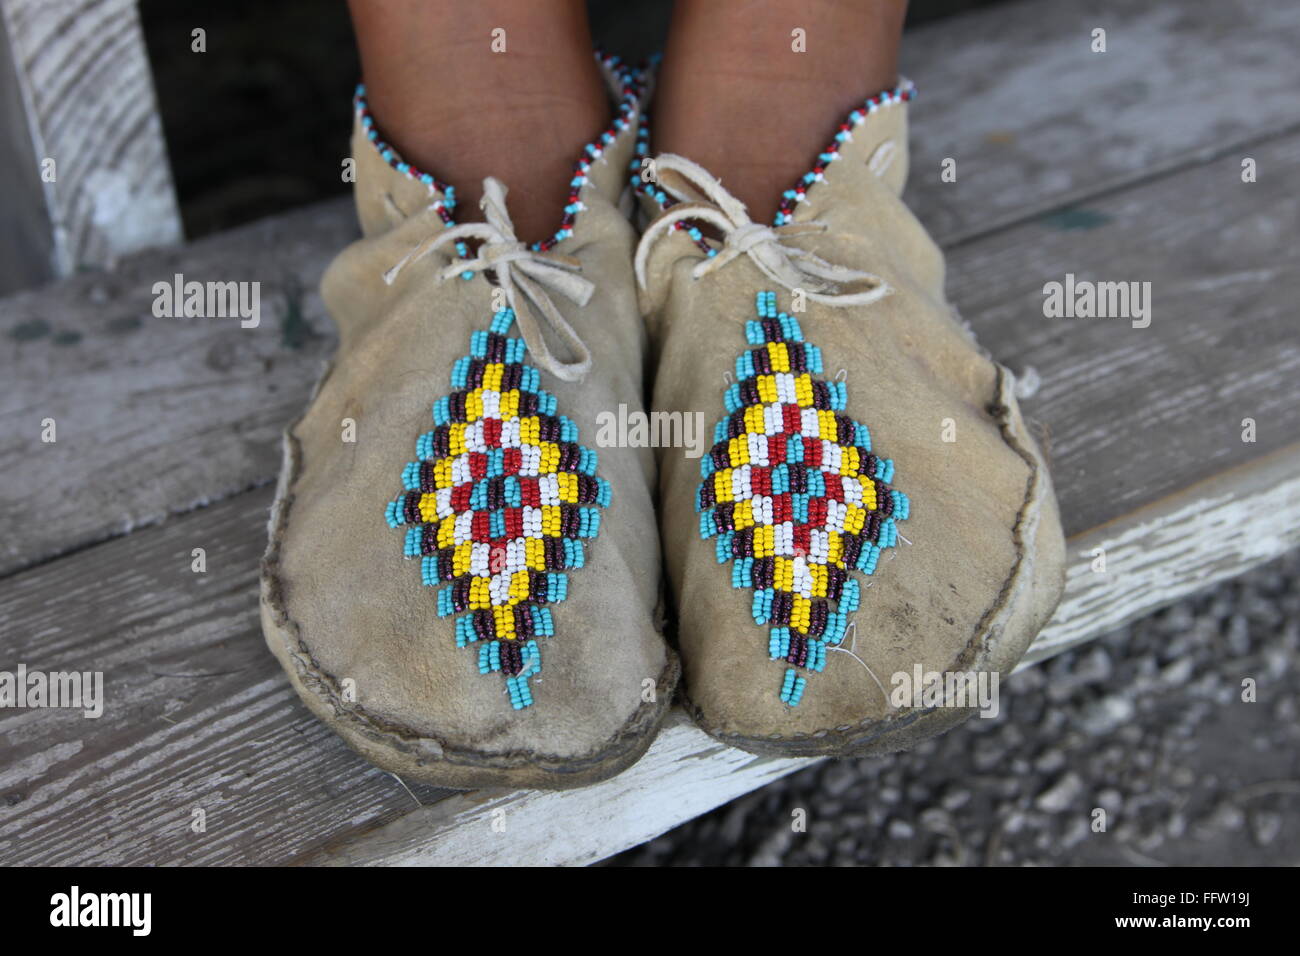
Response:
792,595,811,632
438,515,456,548
500,390,519,421
521,415,539,445
844,505,865,535
775,557,793,591
861,477,877,510
767,342,790,373
465,388,483,422
794,374,813,407
493,606,514,639
714,469,734,503
542,505,560,536
559,472,577,503
729,436,749,466
811,564,828,597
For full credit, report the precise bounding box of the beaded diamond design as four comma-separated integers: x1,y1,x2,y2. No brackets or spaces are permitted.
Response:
698,292,910,706
385,308,609,709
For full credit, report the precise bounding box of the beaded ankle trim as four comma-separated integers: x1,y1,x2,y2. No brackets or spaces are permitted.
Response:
384,308,610,710
697,291,910,706
632,79,915,251
773,79,914,226
357,52,647,254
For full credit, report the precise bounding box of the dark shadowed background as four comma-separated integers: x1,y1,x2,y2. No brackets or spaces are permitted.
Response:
139,0,1005,237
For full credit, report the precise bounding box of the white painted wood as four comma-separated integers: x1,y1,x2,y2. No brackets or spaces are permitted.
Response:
0,0,181,290
305,712,811,867
1019,447,1300,667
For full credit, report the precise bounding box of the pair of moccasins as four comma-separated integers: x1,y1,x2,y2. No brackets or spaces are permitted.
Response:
260,56,1066,790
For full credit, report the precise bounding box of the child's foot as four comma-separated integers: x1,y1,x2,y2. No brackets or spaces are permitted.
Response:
635,83,1065,756
262,57,678,789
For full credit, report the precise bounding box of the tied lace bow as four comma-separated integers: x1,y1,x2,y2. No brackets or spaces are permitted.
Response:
633,154,891,308
383,177,593,382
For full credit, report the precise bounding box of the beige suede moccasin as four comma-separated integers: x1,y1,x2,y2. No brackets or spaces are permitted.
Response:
634,82,1065,757
261,55,678,790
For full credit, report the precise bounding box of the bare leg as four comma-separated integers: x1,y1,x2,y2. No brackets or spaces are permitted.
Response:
654,0,908,223
347,0,607,243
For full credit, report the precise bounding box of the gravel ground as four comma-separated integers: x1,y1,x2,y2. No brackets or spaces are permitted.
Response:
610,550,1300,866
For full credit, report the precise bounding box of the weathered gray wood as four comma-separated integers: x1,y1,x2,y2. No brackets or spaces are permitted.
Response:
902,0,1300,241
4,441,1298,866
0,200,355,574
1018,445,1300,667
948,132,1300,536
0,487,455,867
4,0,1300,575
0,0,182,294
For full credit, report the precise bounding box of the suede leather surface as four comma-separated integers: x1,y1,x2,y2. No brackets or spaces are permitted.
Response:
639,101,1065,756
261,67,678,789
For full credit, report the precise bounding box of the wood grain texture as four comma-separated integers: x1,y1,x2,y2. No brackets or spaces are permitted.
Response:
0,0,181,290
0,200,355,575
902,0,1300,241
1019,445,1300,667
0,488,455,867
950,132,1300,536
319,440,1300,867
4,0,1300,575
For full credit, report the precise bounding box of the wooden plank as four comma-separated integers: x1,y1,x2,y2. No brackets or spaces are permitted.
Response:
954,131,1300,536
0,0,182,294
0,199,355,575
901,0,1300,241
0,488,456,867
1018,445,1300,666
951,133,1300,536
3,0,1300,867
4,0,1300,575
4,443,1298,866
